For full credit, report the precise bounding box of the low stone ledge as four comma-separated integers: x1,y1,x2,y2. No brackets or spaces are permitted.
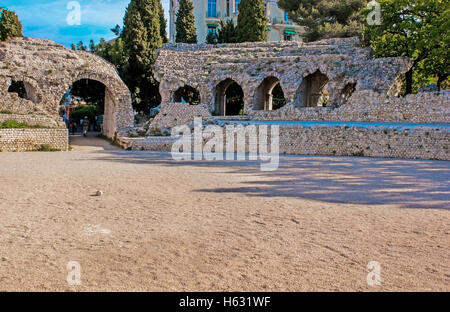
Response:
0,128,68,152
124,125,449,161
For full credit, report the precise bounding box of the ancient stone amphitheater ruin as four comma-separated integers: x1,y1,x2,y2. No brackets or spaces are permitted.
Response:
0,37,448,160
0,37,133,151
151,37,448,127
126,37,449,160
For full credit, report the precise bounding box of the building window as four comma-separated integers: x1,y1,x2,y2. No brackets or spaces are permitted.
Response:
284,34,292,41
284,12,292,24
226,0,230,17
235,0,241,13
208,0,216,17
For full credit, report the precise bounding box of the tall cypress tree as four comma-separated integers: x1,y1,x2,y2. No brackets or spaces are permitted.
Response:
0,7,23,41
121,0,163,113
236,0,267,43
175,0,197,43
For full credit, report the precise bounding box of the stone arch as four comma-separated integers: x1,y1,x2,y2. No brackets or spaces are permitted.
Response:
172,85,201,105
0,38,134,139
214,78,245,116
254,76,287,111
7,77,42,105
58,72,132,138
294,70,330,108
8,80,27,99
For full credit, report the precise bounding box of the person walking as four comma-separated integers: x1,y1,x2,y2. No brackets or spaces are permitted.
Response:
82,116,90,137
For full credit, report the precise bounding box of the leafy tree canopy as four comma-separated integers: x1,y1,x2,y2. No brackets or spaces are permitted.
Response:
278,0,367,42
363,0,449,93
0,7,23,41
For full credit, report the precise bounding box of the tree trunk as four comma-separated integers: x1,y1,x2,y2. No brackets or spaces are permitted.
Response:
436,71,446,92
405,69,413,95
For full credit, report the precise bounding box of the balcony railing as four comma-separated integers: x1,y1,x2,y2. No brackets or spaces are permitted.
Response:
206,11,237,19
270,17,293,25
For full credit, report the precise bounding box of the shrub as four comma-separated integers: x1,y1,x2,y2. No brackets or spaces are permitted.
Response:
35,144,60,152
0,120,47,129
70,105,101,123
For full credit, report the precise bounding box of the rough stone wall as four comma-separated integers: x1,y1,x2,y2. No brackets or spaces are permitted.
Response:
123,125,449,161
277,126,448,160
150,103,211,130
0,37,134,136
0,128,68,152
153,37,449,128
251,90,450,123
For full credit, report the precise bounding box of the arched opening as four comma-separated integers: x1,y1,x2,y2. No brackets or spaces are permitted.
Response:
214,79,244,116
254,76,287,111
60,79,116,137
338,82,357,106
8,79,40,104
272,84,287,110
295,70,330,108
172,85,201,105
8,80,27,99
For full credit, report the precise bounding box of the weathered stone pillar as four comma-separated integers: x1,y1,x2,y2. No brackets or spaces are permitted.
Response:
266,93,273,111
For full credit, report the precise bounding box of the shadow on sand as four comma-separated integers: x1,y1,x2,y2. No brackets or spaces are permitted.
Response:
91,150,450,210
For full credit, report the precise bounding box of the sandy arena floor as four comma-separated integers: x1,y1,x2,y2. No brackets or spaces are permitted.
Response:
0,136,448,291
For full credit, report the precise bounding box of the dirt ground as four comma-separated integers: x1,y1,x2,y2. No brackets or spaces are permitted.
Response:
0,135,448,291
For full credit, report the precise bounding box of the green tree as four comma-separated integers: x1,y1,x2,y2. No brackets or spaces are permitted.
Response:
205,31,217,44
70,79,106,108
363,0,449,94
89,39,96,52
157,0,168,43
278,0,367,42
111,24,121,36
121,0,163,113
0,7,23,41
175,0,197,43
71,105,102,124
91,37,128,78
236,0,267,42
77,41,87,51
218,19,238,43
71,0,166,113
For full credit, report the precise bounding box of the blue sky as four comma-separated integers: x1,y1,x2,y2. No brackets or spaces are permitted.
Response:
1,0,170,47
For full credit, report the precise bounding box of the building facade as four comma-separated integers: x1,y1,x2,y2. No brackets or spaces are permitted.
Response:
169,0,305,44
